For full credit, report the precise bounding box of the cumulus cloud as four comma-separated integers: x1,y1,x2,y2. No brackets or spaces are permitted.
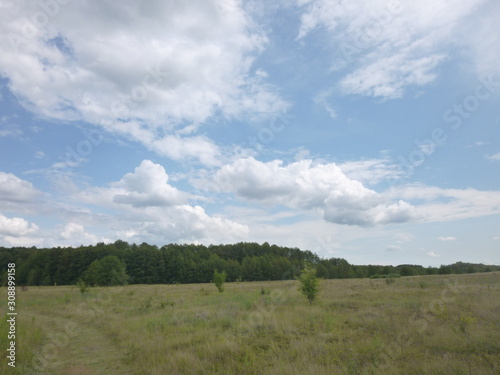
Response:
119,204,249,245
0,161,248,246
0,212,39,237
77,160,248,244
297,0,489,99
0,0,288,164
0,171,42,209
58,222,106,245
110,160,188,208
0,212,42,247
199,157,418,226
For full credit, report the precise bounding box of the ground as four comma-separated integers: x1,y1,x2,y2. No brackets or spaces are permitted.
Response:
1,272,499,374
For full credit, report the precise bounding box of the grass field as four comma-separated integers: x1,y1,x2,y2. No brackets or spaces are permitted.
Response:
1,272,499,374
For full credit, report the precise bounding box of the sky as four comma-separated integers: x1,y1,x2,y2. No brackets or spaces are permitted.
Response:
0,0,499,266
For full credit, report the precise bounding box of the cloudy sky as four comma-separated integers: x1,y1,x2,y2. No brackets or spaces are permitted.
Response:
0,0,499,266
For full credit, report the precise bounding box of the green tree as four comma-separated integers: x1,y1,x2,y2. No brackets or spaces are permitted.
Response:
298,266,319,304
83,255,128,286
213,269,226,293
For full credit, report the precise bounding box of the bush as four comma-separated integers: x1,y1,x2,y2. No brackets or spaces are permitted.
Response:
76,279,90,295
298,266,319,304
385,277,395,285
213,270,226,293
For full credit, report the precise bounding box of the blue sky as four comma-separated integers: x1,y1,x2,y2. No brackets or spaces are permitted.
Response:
0,0,499,266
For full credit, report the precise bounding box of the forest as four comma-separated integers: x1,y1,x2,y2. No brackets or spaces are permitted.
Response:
1,240,499,286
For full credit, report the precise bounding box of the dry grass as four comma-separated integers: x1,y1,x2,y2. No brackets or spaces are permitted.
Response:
1,273,499,374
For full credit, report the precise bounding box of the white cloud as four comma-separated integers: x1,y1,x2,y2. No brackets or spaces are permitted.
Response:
60,222,87,240
0,171,42,207
0,161,248,247
0,211,43,247
122,204,249,245
313,90,337,118
199,157,418,226
339,53,446,99
58,222,107,246
75,160,249,244
338,159,400,185
151,135,221,167
0,212,39,237
297,0,489,99
487,152,500,162
462,0,500,78
438,236,457,241
387,184,500,222
0,0,288,165
110,160,188,208
0,122,23,139
34,151,46,160
427,251,441,257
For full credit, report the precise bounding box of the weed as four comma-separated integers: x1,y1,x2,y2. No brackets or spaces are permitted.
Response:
159,300,175,309
457,314,477,336
434,305,450,321
76,279,90,295
139,297,153,312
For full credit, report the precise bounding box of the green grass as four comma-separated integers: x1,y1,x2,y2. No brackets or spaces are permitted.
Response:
1,273,500,374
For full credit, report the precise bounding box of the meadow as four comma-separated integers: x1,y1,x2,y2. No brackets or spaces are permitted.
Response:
1,272,499,374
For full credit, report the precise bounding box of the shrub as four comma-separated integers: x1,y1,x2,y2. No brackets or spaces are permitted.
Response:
82,255,128,287
385,277,395,285
213,270,227,293
298,266,319,304
76,279,90,295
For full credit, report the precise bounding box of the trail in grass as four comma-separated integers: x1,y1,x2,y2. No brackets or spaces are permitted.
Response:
25,312,131,375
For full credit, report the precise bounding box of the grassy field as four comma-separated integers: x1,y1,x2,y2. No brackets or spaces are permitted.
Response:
1,272,499,374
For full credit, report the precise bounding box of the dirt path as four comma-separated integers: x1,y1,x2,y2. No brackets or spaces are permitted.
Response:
24,312,131,375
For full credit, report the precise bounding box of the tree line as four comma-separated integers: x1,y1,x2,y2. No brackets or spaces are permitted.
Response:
0,241,498,286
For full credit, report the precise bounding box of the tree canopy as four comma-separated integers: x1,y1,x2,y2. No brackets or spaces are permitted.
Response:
82,255,128,286
0,241,498,286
